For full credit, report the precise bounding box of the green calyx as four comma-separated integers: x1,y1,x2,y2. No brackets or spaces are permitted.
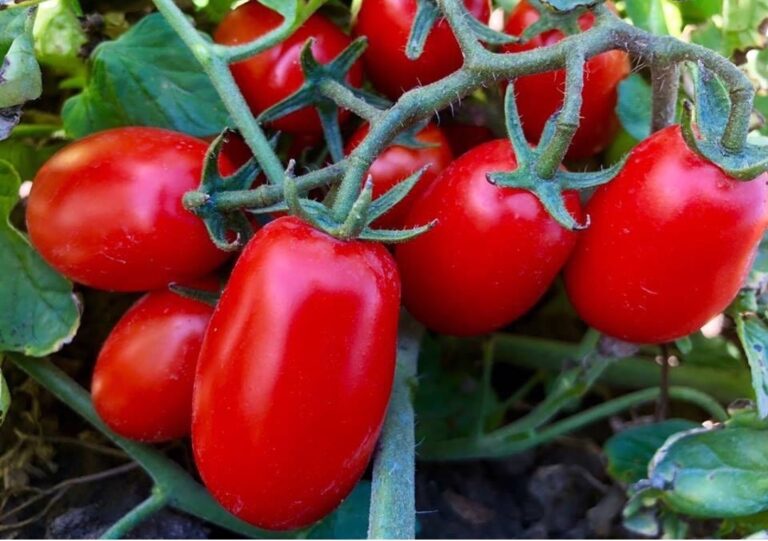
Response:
681,62,768,180
488,81,625,231
258,37,379,163
182,129,262,251
283,165,435,243
168,283,221,307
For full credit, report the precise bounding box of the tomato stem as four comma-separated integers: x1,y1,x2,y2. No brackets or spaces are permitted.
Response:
650,64,681,133
100,488,168,539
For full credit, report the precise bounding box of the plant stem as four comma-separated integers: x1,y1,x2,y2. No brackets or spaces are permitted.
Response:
101,488,168,539
367,314,423,540
319,79,382,122
651,63,680,132
420,386,727,461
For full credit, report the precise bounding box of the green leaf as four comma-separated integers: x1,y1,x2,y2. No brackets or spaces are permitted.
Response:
625,0,682,36
0,8,42,135
0,138,64,180
736,314,768,419
0,360,9,427
648,426,768,517
0,160,80,356
307,480,370,539
678,0,721,23
62,13,229,138
192,0,238,23
604,419,698,484
32,0,87,76
616,74,652,141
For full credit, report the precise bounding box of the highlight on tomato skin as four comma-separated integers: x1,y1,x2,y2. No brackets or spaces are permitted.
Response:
395,139,583,337
215,1,364,136
25,127,232,292
345,122,454,229
191,216,400,530
354,0,491,99
501,0,631,159
91,284,216,442
564,125,768,344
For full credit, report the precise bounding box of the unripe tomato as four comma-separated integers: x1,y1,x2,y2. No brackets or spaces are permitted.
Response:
395,139,582,336
502,0,630,159
215,2,363,136
565,125,768,344
26,127,230,292
354,0,491,99
92,287,214,442
345,123,453,229
193,217,399,530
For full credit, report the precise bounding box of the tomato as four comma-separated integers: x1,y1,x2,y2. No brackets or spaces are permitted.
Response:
27,127,230,292
215,2,363,136
345,123,453,229
441,122,495,157
92,286,214,442
502,0,630,159
565,125,768,344
395,139,582,336
192,217,399,530
354,0,491,99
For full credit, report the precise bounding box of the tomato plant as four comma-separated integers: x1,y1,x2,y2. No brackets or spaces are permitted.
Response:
345,123,453,229
91,286,215,442
396,139,582,336
215,1,363,136
354,0,491,99
192,216,400,530
565,125,768,344
502,0,630,159
26,127,230,292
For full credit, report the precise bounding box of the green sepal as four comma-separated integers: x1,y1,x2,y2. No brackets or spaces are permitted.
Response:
245,202,289,215
392,118,435,149
258,37,370,163
681,63,768,180
405,0,439,60
358,221,436,243
338,177,374,239
168,283,221,307
367,166,429,223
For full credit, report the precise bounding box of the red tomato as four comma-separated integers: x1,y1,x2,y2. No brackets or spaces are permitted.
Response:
565,125,768,344
92,287,214,442
192,217,399,530
346,123,453,229
502,0,630,159
441,122,496,157
26,127,230,292
354,0,491,99
215,2,363,136
395,139,582,336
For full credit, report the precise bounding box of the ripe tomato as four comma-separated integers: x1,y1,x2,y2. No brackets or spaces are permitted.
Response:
565,125,768,344
192,217,399,530
441,121,495,157
92,286,215,442
502,0,630,159
215,2,363,136
395,139,582,336
345,123,453,229
27,127,230,292
354,0,491,99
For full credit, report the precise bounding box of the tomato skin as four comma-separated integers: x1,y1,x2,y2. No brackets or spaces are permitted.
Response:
395,139,582,336
192,217,399,530
215,2,363,136
354,0,491,99
502,0,630,159
346,123,453,229
565,126,768,344
441,122,496,157
26,127,230,292
92,288,214,442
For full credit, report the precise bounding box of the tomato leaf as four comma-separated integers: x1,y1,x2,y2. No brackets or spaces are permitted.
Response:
616,74,652,141
0,360,9,427
62,13,230,138
307,480,370,539
736,314,768,419
642,426,768,518
0,160,80,356
0,8,42,139
32,0,87,76
625,0,681,36
604,419,698,484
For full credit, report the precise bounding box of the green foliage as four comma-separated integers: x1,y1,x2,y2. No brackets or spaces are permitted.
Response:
616,74,652,141
32,0,87,76
308,481,371,539
62,14,230,138
625,0,681,36
736,314,768,418
604,419,698,484
690,0,768,56
0,8,42,137
0,160,80,356
0,359,9,427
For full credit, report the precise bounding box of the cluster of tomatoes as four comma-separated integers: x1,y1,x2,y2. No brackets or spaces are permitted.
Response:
23,0,768,532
